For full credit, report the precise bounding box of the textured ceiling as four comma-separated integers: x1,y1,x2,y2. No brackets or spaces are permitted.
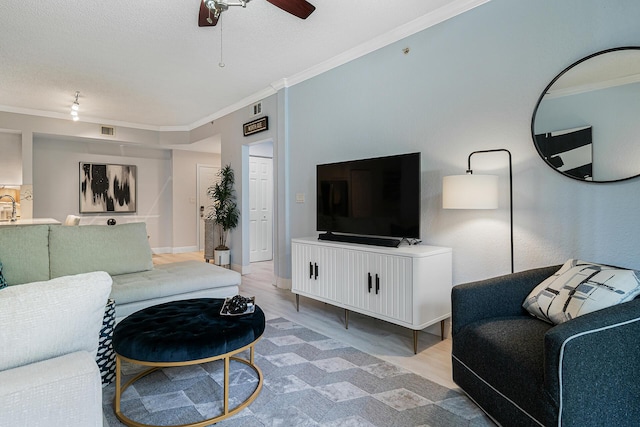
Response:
0,0,487,129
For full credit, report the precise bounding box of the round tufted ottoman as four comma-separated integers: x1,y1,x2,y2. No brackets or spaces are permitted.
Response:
112,298,265,427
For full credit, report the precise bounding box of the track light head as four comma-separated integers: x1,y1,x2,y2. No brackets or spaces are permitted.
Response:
70,91,80,121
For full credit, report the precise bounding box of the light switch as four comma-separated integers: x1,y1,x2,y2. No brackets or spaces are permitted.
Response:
296,193,305,203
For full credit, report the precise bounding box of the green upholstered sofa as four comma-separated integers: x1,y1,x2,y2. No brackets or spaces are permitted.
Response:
451,266,640,426
0,222,241,321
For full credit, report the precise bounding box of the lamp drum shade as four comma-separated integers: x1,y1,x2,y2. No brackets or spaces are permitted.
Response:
443,174,499,209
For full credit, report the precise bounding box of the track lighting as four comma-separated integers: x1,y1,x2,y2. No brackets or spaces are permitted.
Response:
70,91,80,121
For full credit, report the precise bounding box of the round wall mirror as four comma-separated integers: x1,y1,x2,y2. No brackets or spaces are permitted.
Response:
531,47,640,182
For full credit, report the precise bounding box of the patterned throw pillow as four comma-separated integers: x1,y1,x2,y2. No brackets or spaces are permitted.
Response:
0,260,7,289
523,259,640,324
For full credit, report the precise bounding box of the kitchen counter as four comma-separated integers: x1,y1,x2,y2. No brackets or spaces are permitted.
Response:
0,218,61,226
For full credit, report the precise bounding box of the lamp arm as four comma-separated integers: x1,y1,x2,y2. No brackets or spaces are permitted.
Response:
467,149,513,273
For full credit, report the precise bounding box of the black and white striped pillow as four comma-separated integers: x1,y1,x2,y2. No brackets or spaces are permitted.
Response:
523,259,640,324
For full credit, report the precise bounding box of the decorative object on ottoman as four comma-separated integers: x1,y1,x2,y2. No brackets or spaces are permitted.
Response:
112,298,265,427
220,294,255,315
96,298,116,385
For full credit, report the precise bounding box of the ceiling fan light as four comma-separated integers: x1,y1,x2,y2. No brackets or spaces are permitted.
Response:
72,115,79,122
70,110,78,116
71,102,79,111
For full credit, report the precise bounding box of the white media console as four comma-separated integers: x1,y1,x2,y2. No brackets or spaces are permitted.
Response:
291,237,452,353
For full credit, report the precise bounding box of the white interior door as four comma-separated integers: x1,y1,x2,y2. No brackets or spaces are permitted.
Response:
249,156,273,262
197,165,219,251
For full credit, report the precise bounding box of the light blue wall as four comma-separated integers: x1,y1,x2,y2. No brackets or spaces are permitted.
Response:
284,0,640,284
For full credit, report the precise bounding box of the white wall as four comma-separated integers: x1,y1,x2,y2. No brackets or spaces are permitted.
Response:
171,149,221,250
0,111,226,253
0,131,22,184
284,0,640,285
33,135,173,250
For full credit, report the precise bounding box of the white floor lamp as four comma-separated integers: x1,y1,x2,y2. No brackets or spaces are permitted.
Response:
443,149,514,273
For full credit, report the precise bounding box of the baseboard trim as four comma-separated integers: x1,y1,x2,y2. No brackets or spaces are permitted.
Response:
151,246,199,254
151,247,172,254
172,246,199,254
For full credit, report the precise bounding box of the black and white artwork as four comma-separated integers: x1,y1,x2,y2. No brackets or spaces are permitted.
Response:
79,163,136,213
535,126,593,180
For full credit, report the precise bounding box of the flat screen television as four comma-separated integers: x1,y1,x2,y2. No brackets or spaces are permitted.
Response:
316,152,421,247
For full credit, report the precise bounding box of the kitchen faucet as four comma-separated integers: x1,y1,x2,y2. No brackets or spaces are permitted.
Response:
0,195,17,221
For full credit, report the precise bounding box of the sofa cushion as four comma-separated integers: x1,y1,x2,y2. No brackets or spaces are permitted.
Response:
0,225,50,285
110,260,241,305
523,259,640,324
453,316,554,424
0,352,102,427
0,271,112,371
49,222,153,278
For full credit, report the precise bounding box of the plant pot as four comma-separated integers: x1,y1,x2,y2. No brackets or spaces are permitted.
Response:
214,249,230,267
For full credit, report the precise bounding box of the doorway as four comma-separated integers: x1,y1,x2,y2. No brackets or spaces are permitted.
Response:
248,141,274,263
249,156,273,262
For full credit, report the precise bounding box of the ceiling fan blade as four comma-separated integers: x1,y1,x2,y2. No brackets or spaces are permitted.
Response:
198,0,219,27
266,0,315,19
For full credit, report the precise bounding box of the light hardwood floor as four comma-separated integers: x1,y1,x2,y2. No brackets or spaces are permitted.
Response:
152,252,456,389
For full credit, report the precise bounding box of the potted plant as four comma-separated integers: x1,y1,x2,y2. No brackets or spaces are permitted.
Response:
204,164,239,266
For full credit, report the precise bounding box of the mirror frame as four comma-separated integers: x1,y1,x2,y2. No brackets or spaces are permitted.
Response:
531,46,640,183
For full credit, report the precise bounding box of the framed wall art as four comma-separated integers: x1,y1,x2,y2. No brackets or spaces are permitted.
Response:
79,162,137,213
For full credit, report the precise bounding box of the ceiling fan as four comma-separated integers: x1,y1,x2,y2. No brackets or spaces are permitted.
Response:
198,0,315,27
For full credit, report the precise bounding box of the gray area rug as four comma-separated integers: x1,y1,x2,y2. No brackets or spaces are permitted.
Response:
102,317,494,426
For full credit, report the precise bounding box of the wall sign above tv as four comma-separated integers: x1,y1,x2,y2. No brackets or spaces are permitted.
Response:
316,152,421,248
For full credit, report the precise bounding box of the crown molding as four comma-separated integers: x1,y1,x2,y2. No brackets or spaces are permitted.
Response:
0,104,190,132
281,0,490,89
188,0,490,129
187,86,278,130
